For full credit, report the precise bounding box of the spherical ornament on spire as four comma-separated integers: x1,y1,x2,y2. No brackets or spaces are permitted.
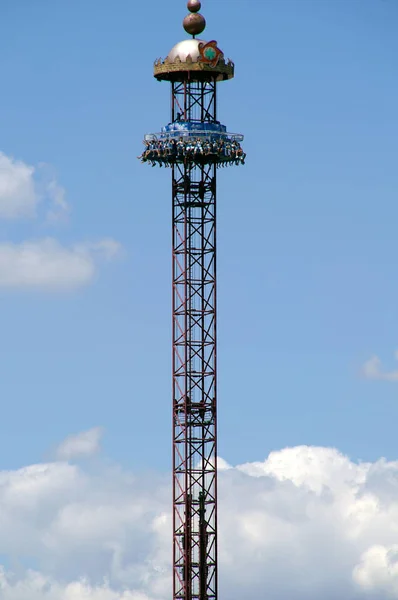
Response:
187,0,201,12
183,12,206,36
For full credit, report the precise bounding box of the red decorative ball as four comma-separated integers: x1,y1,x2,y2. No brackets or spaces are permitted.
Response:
187,0,201,13
183,13,206,36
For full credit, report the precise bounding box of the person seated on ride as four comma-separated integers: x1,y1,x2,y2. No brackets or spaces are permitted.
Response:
204,140,212,156
237,146,246,164
158,139,164,156
164,138,172,157
185,139,194,157
177,138,185,158
161,141,168,163
145,143,153,161
194,138,204,156
169,138,177,159
149,140,156,156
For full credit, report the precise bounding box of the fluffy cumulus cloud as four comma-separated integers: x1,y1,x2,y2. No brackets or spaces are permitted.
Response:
0,571,152,600
353,545,398,597
0,238,120,290
0,438,398,599
0,152,69,221
0,151,120,290
362,351,398,381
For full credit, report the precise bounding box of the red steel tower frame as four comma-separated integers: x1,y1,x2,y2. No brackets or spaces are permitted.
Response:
172,80,218,600
139,2,244,598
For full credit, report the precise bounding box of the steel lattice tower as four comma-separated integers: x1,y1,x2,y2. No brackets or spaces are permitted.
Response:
139,2,245,598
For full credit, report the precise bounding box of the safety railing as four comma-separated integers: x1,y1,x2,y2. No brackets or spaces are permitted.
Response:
144,130,244,143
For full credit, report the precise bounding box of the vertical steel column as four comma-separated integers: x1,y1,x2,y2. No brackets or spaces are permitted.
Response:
172,80,218,600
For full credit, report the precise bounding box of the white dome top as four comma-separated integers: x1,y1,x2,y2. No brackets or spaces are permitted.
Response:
167,39,206,62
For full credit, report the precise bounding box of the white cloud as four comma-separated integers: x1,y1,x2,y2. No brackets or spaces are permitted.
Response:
0,570,152,600
56,428,104,461
0,152,37,218
0,151,120,290
0,443,398,598
362,350,398,381
0,238,121,290
353,545,398,597
0,152,69,221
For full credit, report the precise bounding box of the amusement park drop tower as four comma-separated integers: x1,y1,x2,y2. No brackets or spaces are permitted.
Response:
139,2,245,598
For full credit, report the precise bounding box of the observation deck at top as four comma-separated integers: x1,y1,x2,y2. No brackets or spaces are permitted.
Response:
153,38,235,83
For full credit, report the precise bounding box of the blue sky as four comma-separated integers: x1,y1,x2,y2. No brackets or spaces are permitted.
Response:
0,0,397,476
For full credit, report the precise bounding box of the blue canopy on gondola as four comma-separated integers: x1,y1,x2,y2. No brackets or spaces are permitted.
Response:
161,121,227,134
144,120,243,143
